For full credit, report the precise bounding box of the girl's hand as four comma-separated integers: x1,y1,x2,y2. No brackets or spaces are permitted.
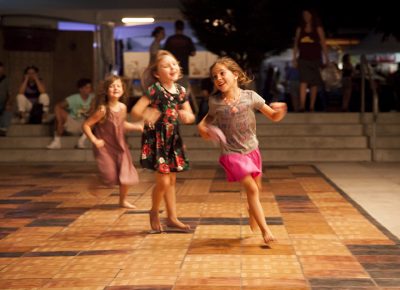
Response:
133,122,144,132
93,138,105,149
270,102,287,112
178,110,195,124
270,102,287,121
124,121,144,132
198,124,211,140
143,107,161,128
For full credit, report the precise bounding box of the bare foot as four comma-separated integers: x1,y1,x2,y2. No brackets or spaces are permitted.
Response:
262,229,276,244
120,200,137,209
247,208,259,232
166,218,191,231
149,210,163,232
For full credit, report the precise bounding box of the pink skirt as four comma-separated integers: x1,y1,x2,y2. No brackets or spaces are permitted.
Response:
219,148,262,182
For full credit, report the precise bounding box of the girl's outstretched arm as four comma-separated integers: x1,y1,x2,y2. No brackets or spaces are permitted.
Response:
131,96,161,125
82,106,106,148
124,121,144,132
197,114,214,140
178,101,195,124
259,102,287,122
130,96,150,120
122,103,144,132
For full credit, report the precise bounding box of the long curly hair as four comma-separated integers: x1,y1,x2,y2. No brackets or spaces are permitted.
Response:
91,75,127,121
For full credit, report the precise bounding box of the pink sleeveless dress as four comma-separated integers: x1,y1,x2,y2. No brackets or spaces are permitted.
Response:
93,107,139,186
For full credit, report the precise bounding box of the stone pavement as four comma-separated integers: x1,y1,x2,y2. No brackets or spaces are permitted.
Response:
0,163,399,289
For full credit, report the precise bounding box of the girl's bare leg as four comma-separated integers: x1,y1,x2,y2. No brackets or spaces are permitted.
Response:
164,173,190,230
247,174,262,232
149,172,170,232
119,184,136,209
241,175,275,244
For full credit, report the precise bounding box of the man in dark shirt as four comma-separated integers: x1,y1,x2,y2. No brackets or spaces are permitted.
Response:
164,20,196,77
164,20,198,112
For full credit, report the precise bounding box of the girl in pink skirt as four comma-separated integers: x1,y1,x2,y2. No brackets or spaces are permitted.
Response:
83,75,143,208
198,57,287,244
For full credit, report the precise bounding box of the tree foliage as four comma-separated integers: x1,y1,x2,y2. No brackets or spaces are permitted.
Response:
180,0,399,72
180,0,301,72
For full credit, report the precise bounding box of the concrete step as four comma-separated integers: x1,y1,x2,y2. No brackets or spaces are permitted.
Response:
375,112,400,124
257,112,364,124
260,149,371,162
366,124,400,136
0,137,84,149
375,149,400,161
2,112,397,163
0,148,97,162
7,124,52,137
257,136,368,149
255,124,364,136
376,137,400,149
361,112,400,123
7,123,366,137
188,149,371,162
0,148,371,162
0,136,369,149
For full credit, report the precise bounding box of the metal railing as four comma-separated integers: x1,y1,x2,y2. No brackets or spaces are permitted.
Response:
360,54,379,161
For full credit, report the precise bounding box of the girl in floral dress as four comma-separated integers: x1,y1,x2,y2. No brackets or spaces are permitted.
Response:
131,50,195,232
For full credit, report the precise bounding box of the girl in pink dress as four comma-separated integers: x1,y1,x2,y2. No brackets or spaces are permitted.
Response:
198,57,287,244
83,75,143,208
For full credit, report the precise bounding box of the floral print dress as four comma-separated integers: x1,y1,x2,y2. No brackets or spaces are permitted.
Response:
140,82,189,173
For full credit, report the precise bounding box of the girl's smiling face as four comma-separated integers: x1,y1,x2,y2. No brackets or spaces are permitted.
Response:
108,79,124,99
155,55,181,83
211,63,238,93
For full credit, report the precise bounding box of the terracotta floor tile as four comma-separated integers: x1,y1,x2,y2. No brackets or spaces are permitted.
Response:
0,164,398,289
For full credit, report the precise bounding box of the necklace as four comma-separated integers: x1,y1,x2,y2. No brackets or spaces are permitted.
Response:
223,89,240,114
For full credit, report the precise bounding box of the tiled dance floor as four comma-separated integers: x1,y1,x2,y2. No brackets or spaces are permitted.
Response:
0,163,399,289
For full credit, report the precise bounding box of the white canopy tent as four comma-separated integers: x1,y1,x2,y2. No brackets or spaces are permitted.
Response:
348,32,400,55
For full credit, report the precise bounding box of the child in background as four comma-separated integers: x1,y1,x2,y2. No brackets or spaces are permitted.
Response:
198,57,287,244
82,75,143,208
131,50,195,232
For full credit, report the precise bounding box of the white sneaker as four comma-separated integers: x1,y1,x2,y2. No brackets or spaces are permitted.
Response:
75,140,87,149
46,139,61,149
75,134,87,149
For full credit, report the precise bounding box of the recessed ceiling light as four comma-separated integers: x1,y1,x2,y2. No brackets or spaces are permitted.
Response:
121,17,155,24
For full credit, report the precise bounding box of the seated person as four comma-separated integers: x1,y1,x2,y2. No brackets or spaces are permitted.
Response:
47,78,94,149
16,65,50,123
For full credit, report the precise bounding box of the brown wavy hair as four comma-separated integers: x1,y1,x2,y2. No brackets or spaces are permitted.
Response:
209,57,253,88
91,75,127,121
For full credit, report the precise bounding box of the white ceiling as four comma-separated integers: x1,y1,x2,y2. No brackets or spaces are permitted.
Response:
0,0,182,25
